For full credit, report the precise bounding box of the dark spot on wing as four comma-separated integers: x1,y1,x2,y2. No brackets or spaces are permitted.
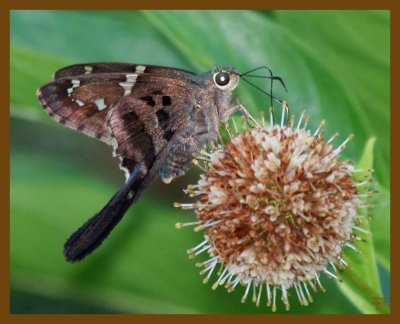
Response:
117,109,155,170
164,130,174,141
162,96,172,106
122,111,139,124
156,109,174,141
156,109,169,128
140,96,156,107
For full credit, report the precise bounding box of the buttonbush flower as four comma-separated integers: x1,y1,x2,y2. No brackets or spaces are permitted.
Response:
175,104,374,311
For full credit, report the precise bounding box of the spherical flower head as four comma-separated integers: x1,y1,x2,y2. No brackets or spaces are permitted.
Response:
176,104,373,311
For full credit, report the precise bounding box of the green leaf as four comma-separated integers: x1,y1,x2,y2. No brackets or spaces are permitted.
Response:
356,137,390,270
370,186,390,270
358,137,376,170
336,138,389,314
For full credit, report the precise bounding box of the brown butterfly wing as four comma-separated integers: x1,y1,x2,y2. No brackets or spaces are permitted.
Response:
37,72,196,146
37,73,128,144
107,81,195,175
38,72,197,175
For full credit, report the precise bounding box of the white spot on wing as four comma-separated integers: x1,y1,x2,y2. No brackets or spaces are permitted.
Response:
119,81,133,96
119,82,133,89
135,65,146,73
67,79,81,97
126,74,138,83
75,99,85,107
119,66,147,96
95,98,107,111
84,66,93,74
123,89,131,96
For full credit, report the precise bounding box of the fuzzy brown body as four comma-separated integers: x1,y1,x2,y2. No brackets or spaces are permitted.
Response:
37,63,240,262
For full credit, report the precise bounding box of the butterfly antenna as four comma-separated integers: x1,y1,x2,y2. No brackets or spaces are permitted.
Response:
239,77,283,105
240,66,289,122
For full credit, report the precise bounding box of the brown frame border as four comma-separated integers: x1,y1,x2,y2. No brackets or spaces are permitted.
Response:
3,0,398,323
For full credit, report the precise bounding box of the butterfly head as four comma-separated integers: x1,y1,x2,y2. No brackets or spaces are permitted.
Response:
211,66,240,92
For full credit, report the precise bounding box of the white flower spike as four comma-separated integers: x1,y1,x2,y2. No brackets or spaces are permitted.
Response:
176,103,374,312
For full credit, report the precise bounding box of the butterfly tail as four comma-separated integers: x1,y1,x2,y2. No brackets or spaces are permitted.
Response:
64,164,146,262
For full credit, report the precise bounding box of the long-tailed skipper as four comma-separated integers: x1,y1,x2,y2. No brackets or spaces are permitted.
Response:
37,63,285,262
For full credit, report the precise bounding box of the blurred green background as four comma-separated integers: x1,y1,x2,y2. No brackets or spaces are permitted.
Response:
10,10,390,314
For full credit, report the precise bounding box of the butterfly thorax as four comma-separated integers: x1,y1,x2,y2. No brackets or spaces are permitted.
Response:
191,67,240,141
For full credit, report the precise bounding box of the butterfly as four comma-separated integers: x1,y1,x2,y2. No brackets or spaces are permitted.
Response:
37,62,285,262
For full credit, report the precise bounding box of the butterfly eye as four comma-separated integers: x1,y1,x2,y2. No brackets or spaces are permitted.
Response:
215,72,230,86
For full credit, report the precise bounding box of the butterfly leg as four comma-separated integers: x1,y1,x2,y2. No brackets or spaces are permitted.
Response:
220,97,242,123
